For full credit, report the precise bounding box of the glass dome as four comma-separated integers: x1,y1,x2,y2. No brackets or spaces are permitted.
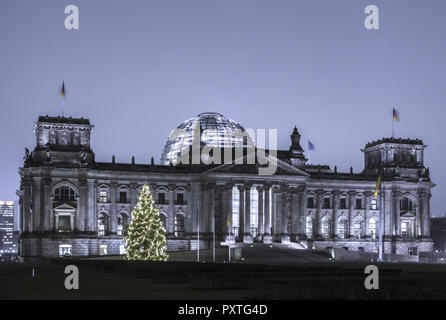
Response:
160,112,253,165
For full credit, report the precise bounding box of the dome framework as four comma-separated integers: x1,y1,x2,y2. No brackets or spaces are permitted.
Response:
160,112,252,165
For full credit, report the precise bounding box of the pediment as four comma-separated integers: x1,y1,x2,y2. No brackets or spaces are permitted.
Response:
203,153,310,177
54,203,76,210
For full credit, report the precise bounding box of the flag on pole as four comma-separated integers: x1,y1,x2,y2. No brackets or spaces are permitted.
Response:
61,81,66,98
392,108,399,121
227,211,231,228
374,166,382,198
308,140,315,151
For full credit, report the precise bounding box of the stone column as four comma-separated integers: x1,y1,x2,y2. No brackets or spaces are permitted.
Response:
77,178,87,232
415,200,421,237
86,179,96,232
297,187,306,238
263,186,272,243
168,185,175,235
209,186,215,240
348,191,355,238
238,186,245,241
185,185,193,235
32,177,42,232
223,184,233,239
257,186,264,241
393,192,401,237
332,190,339,237
364,192,371,238
419,191,430,237
23,180,32,232
43,178,52,232
110,182,118,234
243,185,253,243
315,190,323,238
129,183,138,211
280,186,291,244
384,189,393,238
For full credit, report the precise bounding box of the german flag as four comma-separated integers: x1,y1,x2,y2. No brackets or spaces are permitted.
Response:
392,108,399,121
374,166,382,198
61,81,65,98
227,211,231,228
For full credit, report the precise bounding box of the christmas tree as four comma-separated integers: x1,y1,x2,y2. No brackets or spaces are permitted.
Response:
124,184,169,261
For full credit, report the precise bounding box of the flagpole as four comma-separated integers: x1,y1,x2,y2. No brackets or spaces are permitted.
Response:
378,189,384,262
197,203,200,263
228,226,231,263
213,208,215,263
392,118,394,138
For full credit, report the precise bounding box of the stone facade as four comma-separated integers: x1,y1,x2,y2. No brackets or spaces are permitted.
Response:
18,115,435,258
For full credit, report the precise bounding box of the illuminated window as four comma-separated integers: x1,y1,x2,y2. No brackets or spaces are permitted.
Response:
119,245,126,255
369,218,377,239
337,217,347,239
174,213,185,237
322,217,331,238
371,198,377,210
353,217,363,238
97,213,109,236
98,191,108,203
305,216,313,238
59,244,72,257
99,245,108,255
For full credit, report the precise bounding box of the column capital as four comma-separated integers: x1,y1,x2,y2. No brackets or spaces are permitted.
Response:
256,185,264,192
392,191,403,198
364,191,372,197
129,182,138,190
109,181,118,189
348,191,356,197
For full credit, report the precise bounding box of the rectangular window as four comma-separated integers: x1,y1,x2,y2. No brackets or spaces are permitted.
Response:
307,197,314,208
339,198,347,209
99,191,107,203
356,198,362,209
99,245,108,256
119,192,127,203
371,198,377,210
58,216,71,231
323,198,330,209
176,193,184,205
158,193,165,204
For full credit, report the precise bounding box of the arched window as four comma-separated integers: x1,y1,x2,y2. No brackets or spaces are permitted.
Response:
231,187,240,235
97,212,109,237
250,187,258,237
174,213,185,237
400,197,413,211
117,213,128,236
369,217,377,239
305,216,313,238
353,216,363,239
160,212,167,231
337,217,347,239
54,186,76,201
322,217,331,238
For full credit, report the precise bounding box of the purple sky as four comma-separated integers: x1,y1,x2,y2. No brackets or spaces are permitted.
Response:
1,0,445,216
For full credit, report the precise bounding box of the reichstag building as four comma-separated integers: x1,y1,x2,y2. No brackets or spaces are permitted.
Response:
18,112,434,258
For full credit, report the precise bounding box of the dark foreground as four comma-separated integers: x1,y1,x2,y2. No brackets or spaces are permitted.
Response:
1,256,446,299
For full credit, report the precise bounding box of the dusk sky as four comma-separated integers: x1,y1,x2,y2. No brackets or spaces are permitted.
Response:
1,0,445,216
